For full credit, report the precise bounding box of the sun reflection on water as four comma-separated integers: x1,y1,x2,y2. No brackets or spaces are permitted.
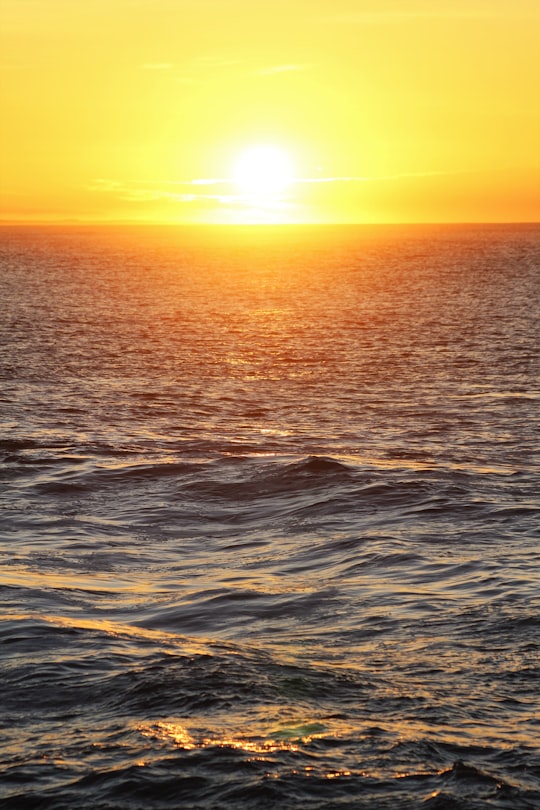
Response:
137,719,359,782
138,718,334,757
138,720,304,754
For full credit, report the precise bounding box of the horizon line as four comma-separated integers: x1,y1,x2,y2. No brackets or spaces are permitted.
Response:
1,219,539,227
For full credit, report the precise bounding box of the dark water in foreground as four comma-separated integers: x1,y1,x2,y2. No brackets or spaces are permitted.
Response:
0,224,539,809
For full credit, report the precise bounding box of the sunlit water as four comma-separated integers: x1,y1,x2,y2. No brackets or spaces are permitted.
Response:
1,224,539,809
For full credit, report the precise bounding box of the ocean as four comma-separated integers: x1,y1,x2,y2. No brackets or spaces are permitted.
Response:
0,223,538,809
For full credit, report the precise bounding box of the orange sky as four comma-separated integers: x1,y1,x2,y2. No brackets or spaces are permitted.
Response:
1,0,539,224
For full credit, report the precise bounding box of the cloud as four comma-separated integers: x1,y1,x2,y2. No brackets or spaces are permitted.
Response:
88,172,466,204
291,173,442,186
259,64,308,76
193,56,242,69
140,62,174,70
87,177,235,206
322,1,525,24
295,176,370,184
88,168,499,211
189,178,227,186
155,56,243,85
87,178,125,192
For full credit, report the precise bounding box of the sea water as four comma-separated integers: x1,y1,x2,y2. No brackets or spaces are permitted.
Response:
0,223,539,809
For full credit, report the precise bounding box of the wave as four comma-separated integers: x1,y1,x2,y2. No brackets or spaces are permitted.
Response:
5,453,537,550
1,614,538,809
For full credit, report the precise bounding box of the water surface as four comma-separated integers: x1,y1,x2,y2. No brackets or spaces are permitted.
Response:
1,224,539,808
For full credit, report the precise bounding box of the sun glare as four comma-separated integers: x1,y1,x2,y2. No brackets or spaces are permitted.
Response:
232,145,294,197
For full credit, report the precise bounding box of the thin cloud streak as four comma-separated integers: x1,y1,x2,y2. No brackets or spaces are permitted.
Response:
258,64,308,75
88,165,526,210
140,63,174,70
88,168,483,200
322,1,536,24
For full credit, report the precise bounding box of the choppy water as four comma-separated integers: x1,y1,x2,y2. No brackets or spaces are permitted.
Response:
1,223,539,809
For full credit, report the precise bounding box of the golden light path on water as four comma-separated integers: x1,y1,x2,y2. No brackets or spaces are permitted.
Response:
138,719,353,783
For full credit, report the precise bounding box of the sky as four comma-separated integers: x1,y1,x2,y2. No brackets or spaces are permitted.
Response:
1,0,539,224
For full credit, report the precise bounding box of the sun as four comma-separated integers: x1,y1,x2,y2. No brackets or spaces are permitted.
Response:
232,145,294,197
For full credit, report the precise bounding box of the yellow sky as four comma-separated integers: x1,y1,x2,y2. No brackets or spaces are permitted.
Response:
1,0,539,223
